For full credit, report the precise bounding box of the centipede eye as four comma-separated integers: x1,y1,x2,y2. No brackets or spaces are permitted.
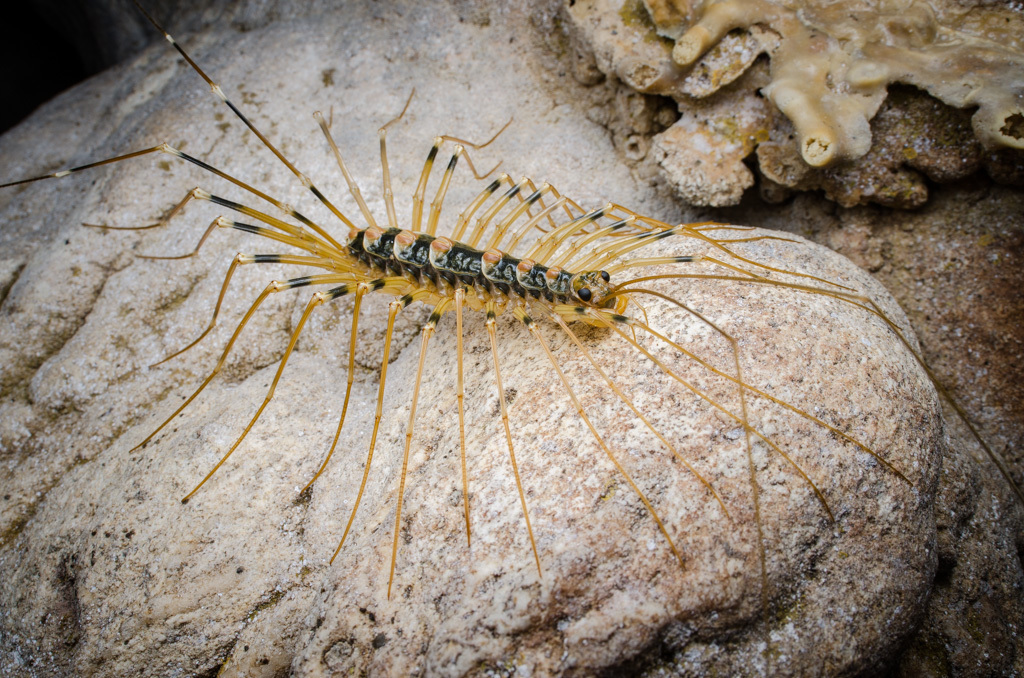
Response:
600,270,610,282
578,287,592,302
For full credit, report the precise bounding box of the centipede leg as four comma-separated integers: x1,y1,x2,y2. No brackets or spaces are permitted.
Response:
450,173,514,242
377,90,415,231
424,145,464,236
131,1,353,237
153,253,342,367
182,282,357,501
388,299,451,598
514,306,686,571
301,280,369,493
486,303,542,577
411,137,443,231
83,187,199,231
546,311,731,519
132,272,352,453
331,298,403,564
455,288,471,546
314,111,377,230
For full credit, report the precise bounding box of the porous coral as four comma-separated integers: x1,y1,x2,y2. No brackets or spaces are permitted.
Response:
566,0,1024,207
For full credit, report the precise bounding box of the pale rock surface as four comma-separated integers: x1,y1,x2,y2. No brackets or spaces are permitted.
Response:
0,1,1002,676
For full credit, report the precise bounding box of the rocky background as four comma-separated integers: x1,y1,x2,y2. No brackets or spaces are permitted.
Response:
0,0,1021,675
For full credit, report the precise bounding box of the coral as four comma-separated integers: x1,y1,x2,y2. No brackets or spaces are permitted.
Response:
567,0,1024,207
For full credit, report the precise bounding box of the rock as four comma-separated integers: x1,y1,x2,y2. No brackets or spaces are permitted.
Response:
565,0,1024,208
0,1,1012,676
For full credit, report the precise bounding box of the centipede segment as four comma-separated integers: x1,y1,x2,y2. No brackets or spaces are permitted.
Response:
2,1,1019,638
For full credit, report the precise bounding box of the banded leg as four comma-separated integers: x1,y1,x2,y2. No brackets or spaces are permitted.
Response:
544,310,730,519
513,306,686,571
130,0,354,238
451,173,514,242
0,145,165,189
388,298,452,598
181,283,356,501
330,287,435,564
465,177,557,251
378,90,415,231
301,279,370,492
466,178,533,249
132,272,354,454
483,183,555,251
154,253,343,367
415,119,513,235
523,204,612,263
83,186,199,231
486,302,542,576
549,216,638,270
500,196,570,256
314,110,378,230
499,180,594,256
455,288,471,546
3,141,346,252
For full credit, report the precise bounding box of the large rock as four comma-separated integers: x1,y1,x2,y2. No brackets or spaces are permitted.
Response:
0,0,1015,676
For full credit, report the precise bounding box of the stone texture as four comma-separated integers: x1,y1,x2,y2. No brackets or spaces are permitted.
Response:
564,0,1024,208
726,183,1024,678
0,1,1018,677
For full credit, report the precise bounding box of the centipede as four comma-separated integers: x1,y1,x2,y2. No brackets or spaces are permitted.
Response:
1,2,1020,675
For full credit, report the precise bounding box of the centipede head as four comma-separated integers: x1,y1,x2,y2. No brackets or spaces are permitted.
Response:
571,270,625,312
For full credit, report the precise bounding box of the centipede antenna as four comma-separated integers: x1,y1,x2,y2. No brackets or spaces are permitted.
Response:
632,298,905,486
129,0,355,235
302,281,368,493
388,298,451,599
516,306,686,571
486,303,542,577
183,287,333,501
547,311,731,520
642,215,855,291
454,288,471,546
